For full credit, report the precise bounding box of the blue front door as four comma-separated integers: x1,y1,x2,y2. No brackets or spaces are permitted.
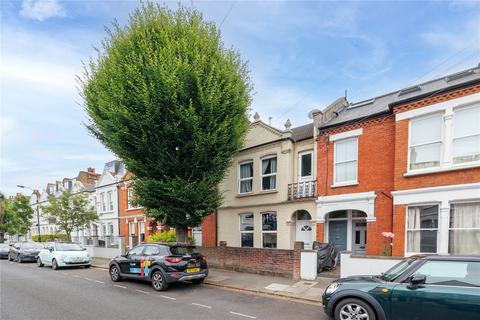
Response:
328,220,347,251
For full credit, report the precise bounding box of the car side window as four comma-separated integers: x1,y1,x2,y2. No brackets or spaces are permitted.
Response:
128,246,144,256
414,261,480,287
143,246,160,256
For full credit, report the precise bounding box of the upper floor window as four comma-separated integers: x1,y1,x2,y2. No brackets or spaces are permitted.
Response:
409,113,443,170
107,191,113,211
100,192,106,212
239,161,253,194
334,138,358,184
453,105,480,164
299,151,313,180
261,156,277,191
127,188,136,209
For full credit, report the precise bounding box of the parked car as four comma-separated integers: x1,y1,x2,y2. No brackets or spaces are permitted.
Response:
37,242,90,270
109,242,208,291
322,255,480,320
0,243,10,259
7,242,45,262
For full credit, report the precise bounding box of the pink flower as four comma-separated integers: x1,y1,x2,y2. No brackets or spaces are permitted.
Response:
382,232,395,238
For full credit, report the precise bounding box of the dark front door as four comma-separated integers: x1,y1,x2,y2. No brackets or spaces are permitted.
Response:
119,245,144,275
328,220,347,252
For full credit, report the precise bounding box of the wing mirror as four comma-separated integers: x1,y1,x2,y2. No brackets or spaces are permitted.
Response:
408,274,426,289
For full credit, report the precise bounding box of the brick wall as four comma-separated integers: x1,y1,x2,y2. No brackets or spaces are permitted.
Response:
392,204,406,256
198,242,303,278
201,212,217,247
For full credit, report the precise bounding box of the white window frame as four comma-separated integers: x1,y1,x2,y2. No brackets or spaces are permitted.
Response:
405,203,440,255
239,213,254,247
261,212,277,249
238,160,254,194
452,104,480,165
298,150,313,181
333,137,358,186
107,191,113,211
100,192,106,212
108,223,114,236
448,201,480,254
127,188,141,210
261,156,277,191
407,112,444,172
128,222,136,235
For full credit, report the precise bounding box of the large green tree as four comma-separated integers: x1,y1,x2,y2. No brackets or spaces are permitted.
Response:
0,195,33,242
81,3,252,241
42,191,97,241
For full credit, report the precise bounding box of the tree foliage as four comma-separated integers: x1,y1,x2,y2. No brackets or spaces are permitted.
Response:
81,3,252,241
42,191,97,241
0,195,33,241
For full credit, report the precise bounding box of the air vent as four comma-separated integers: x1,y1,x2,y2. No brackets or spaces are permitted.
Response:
398,85,422,96
348,98,375,109
446,69,475,82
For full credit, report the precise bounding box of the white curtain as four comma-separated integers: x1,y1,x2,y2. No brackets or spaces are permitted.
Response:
450,203,480,255
240,163,252,193
407,207,422,252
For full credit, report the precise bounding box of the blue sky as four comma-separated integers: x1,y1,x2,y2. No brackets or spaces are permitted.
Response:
1,0,479,196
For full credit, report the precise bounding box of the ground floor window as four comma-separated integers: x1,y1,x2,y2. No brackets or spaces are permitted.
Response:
262,212,277,248
240,213,254,247
449,202,480,255
139,221,145,242
407,205,438,253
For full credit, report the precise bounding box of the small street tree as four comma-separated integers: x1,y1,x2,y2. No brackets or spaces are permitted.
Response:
81,3,252,241
42,191,97,241
0,195,33,242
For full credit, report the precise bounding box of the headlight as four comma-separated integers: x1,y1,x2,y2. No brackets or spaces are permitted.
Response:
325,282,340,295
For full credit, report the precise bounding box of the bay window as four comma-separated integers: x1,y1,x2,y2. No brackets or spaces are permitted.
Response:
261,157,277,191
334,138,358,184
239,161,253,194
409,113,443,170
407,205,438,253
453,105,480,164
449,202,480,255
240,213,254,247
261,212,277,248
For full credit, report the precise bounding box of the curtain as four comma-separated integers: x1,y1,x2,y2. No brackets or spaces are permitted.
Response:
407,207,422,252
240,163,252,193
450,203,480,255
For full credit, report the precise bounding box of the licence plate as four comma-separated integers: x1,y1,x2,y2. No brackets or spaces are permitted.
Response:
186,268,200,273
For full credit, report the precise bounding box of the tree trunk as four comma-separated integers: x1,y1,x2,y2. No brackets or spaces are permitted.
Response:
0,230,4,243
175,226,188,243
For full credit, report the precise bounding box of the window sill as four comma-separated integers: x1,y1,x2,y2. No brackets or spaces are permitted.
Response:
236,190,278,198
127,207,143,211
331,181,359,188
404,162,480,177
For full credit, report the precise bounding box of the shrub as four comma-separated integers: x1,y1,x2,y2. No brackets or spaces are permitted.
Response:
147,230,196,245
32,233,68,242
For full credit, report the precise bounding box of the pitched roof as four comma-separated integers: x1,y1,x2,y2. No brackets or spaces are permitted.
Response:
320,64,480,129
291,123,314,141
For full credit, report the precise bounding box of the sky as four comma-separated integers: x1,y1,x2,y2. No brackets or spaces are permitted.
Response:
1,0,479,196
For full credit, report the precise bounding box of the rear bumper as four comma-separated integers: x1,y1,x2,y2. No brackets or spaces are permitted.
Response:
165,269,208,283
21,255,38,262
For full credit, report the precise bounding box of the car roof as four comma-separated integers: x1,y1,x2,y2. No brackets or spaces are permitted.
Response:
410,254,480,262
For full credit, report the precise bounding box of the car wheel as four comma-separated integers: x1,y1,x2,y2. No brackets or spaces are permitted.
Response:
191,278,205,285
334,298,376,320
151,270,168,291
109,265,122,282
37,257,44,267
52,259,59,270
84,265,91,269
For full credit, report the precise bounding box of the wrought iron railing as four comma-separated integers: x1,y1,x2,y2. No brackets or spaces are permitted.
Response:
287,180,316,200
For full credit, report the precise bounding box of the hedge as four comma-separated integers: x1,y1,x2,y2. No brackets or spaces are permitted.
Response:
147,230,195,244
31,233,69,242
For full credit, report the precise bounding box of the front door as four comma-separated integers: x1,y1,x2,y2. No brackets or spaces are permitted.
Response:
296,221,312,249
328,221,347,252
352,221,367,255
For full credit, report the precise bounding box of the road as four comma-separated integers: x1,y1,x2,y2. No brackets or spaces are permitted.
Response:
0,260,328,320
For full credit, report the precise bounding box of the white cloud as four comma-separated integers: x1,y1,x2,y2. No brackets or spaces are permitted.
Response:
20,0,66,21
63,154,113,162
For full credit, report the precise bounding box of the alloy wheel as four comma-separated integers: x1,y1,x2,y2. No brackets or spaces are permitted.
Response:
152,272,163,290
110,266,119,281
339,303,370,320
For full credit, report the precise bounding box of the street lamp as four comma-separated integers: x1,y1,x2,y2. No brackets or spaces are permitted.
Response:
17,185,41,242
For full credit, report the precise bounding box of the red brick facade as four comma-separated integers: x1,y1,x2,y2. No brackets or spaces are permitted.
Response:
200,212,217,247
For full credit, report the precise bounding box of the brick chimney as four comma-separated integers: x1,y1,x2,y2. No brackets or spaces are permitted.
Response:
87,167,95,174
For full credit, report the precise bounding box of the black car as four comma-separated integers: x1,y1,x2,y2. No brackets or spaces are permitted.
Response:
109,242,208,291
0,243,10,259
8,242,44,262
322,255,480,320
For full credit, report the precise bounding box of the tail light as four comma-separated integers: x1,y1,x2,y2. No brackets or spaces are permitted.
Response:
165,257,182,263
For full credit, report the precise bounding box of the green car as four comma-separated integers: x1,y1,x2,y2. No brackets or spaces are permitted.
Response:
322,255,480,320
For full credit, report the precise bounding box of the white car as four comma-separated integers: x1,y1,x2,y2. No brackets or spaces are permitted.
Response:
37,242,91,270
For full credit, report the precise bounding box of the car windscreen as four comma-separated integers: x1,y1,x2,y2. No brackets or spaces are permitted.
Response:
382,258,416,281
169,246,199,256
55,243,83,251
21,243,44,250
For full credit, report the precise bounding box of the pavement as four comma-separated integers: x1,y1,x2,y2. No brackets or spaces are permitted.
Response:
0,259,329,320
91,257,334,304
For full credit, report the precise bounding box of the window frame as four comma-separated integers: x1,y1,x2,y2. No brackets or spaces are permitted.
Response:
260,155,278,191
333,137,358,185
448,201,480,255
452,104,480,165
405,204,440,255
100,192,106,212
261,212,277,249
298,150,313,181
407,112,444,172
239,213,254,247
127,188,141,210
107,190,113,211
238,160,254,194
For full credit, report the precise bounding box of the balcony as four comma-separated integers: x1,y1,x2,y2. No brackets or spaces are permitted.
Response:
287,180,316,200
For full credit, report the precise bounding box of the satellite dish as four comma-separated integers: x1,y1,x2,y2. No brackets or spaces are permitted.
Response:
308,108,322,119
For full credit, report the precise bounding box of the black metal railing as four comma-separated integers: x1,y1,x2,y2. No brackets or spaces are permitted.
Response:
287,180,316,200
